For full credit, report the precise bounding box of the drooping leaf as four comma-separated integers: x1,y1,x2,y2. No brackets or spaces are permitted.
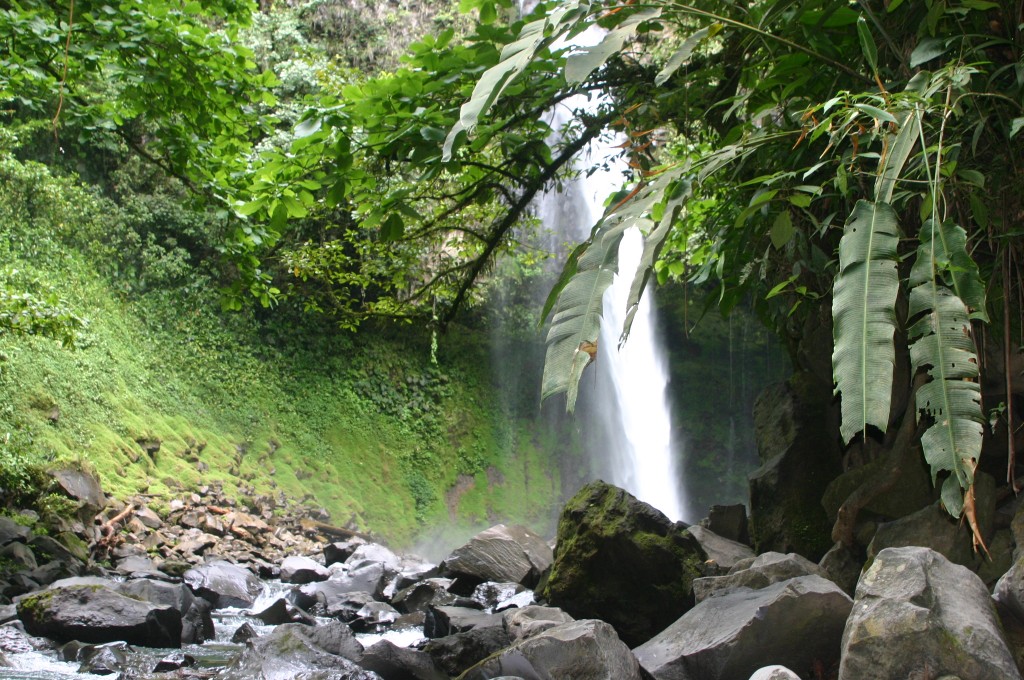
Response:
908,218,988,321
832,200,901,443
566,7,661,84
654,24,720,86
875,108,921,203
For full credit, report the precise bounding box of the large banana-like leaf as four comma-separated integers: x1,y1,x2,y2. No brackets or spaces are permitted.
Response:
832,200,901,443
908,219,985,518
909,218,988,322
566,7,661,84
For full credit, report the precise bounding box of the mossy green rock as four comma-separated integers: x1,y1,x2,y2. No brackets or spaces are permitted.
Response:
540,481,706,647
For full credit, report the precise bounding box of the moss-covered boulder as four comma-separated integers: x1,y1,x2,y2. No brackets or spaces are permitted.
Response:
540,480,706,647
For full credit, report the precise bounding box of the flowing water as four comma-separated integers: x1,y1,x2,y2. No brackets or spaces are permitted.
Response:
531,19,688,522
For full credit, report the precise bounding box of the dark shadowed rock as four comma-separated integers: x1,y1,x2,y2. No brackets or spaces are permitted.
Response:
152,649,196,672
51,468,106,516
347,544,402,570
470,582,525,610
219,620,375,680
231,622,259,644
424,605,503,638
77,641,132,675
502,605,575,644
702,504,750,545
692,551,826,603
995,555,1024,624
867,502,976,568
254,597,316,626
634,575,852,680
0,518,30,546
441,524,552,588
839,546,1021,680
462,619,642,680
17,584,182,647
182,560,261,609
359,639,448,680
281,555,330,584
541,480,706,647
324,538,368,567
421,626,512,677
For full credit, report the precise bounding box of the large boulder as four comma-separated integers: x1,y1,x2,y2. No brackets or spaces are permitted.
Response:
441,524,552,588
50,467,106,518
540,481,706,647
118,578,214,644
461,619,643,680
749,377,841,560
502,605,575,644
839,546,1021,680
692,551,826,603
687,526,755,574
359,640,448,680
424,605,503,638
866,502,977,568
220,621,376,680
17,584,182,648
280,555,329,585
634,575,852,680
182,560,261,609
421,627,512,677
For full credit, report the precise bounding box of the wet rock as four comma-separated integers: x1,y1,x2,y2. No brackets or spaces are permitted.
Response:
441,524,552,589
687,525,755,574
118,579,214,644
219,620,375,680
134,506,163,529
28,535,83,568
153,649,196,672
692,551,827,603
818,543,864,596
0,543,36,572
995,555,1024,623
347,543,402,571
77,641,132,675
421,627,512,677
470,582,525,610
840,546,1021,680
281,555,330,584
115,554,159,575
634,575,852,680
359,639,448,680
461,619,642,680
502,605,575,643
541,481,705,647
253,598,316,626
343,597,400,632
749,666,801,680
424,605,503,638
182,560,261,609
391,579,456,614
231,622,259,644
17,583,182,647
867,502,976,568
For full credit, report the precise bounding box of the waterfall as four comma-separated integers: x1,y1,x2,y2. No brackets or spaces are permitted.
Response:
532,24,687,522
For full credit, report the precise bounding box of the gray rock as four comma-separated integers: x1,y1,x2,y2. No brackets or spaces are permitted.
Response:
818,542,863,596
347,543,402,571
867,502,977,569
995,555,1024,623
541,481,705,647
692,551,826,603
748,666,801,680
182,560,261,609
324,538,368,567
391,578,456,614
220,621,376,680
294,565,387,614
281,555,330,584
702,504,750,545
28,535,83,567
424,605,503,638
17,583,182,648
502,605,574,643
0,543,36,572
441,524,552,589
687,526,754,573
462,619,642,680
0,518,30,546
51,468,106,515
116,554,159,575
359,639,448,680
471,581,525,610
839,546,1021,680
634,575,852,680
349,600,400,632
231,622,259,644
421,627,512,677
118,578,214,644
253,597,316,626
134,506,163,529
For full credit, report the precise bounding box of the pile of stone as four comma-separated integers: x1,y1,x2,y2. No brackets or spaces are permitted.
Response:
0,471,1023,679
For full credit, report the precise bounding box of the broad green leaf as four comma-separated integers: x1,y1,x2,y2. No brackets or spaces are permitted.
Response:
910,37,948,67
875,108,921,203
909,218,988,321
1011,117,1024,139
770,210,795,249
654,24,718,87
832,200,900,443
856,17,878,75
566,8,661,84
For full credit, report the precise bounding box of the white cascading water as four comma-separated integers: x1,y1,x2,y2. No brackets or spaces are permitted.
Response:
532,18,687,522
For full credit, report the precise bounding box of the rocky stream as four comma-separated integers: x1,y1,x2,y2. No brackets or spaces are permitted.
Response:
0,469,1023,679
